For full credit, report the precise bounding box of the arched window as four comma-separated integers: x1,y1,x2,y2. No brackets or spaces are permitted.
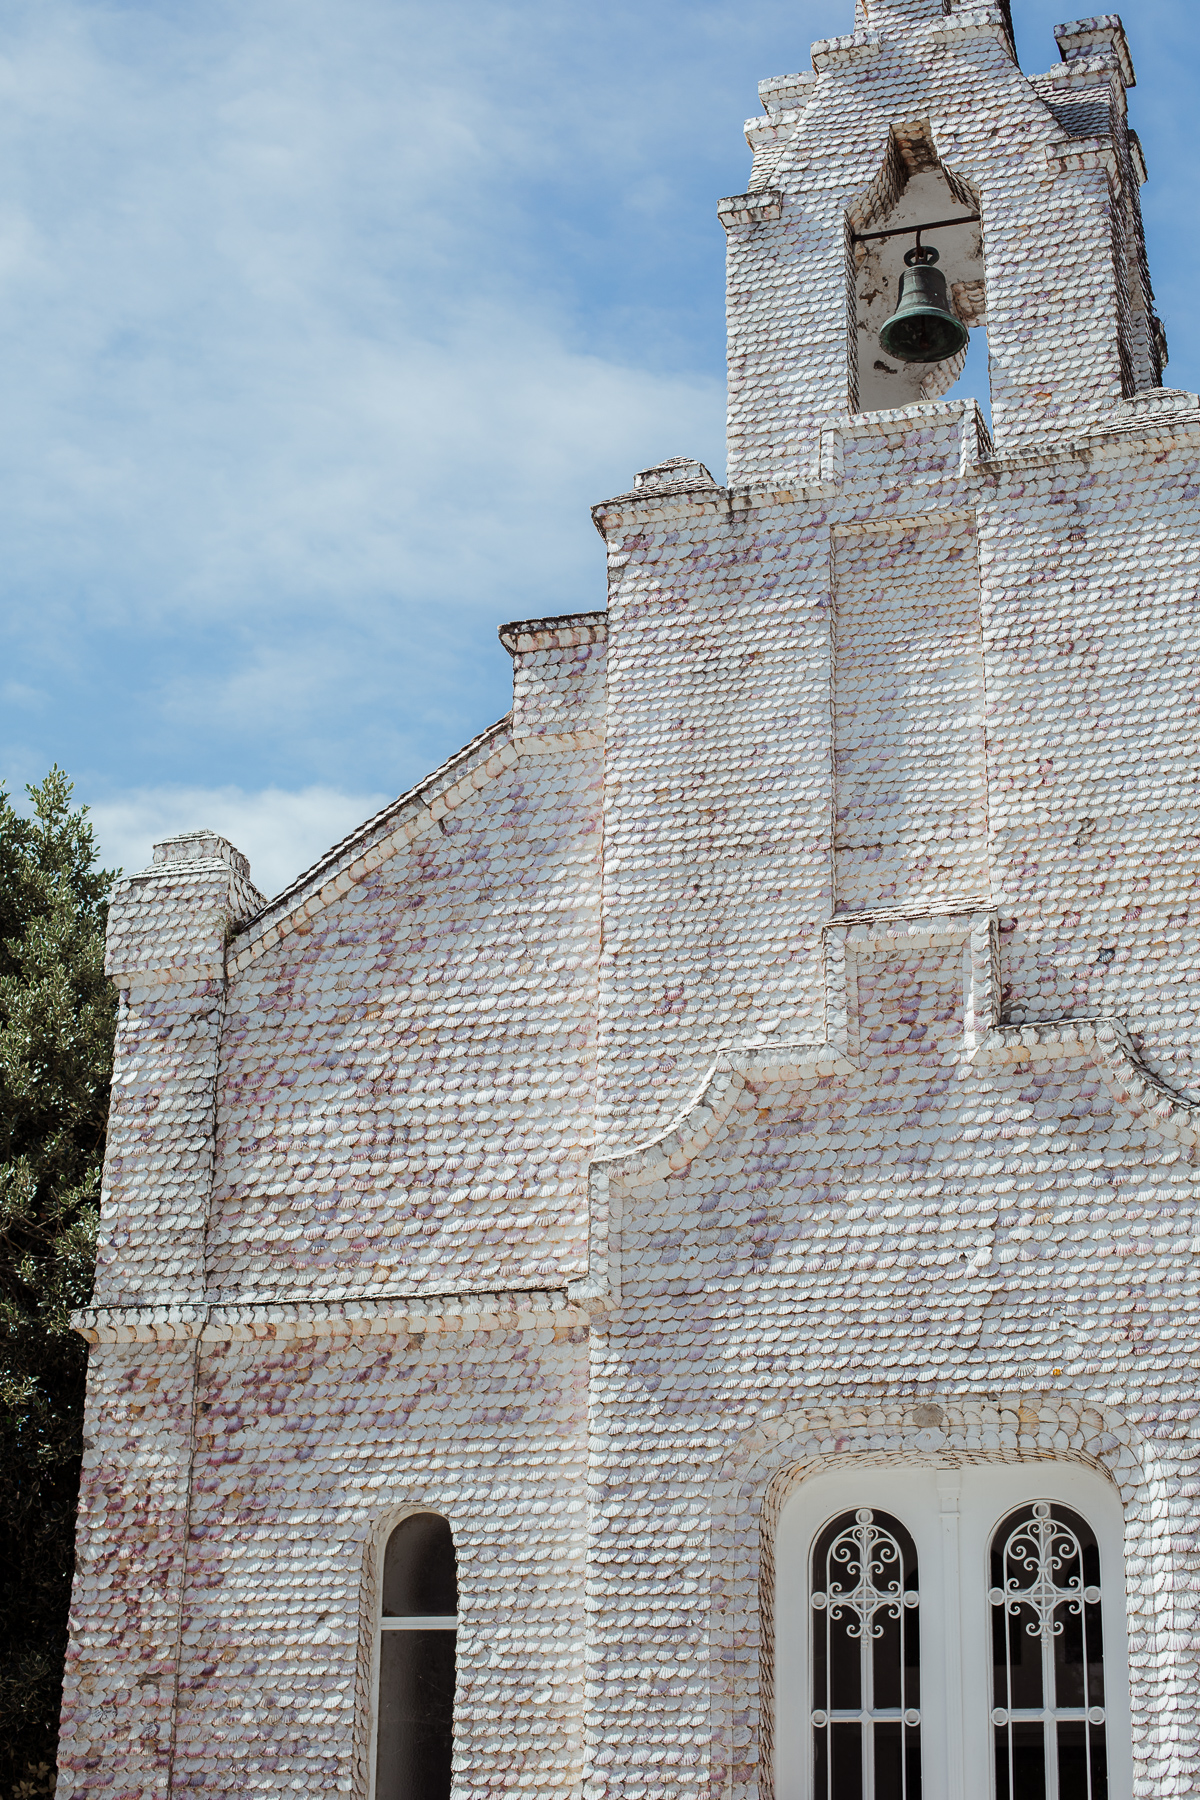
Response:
774,1462,1131,1800
990,1502,1107,1800
375,1513,458,1800
810,1508,921,1800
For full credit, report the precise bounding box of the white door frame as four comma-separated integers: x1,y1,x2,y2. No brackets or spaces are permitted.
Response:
773,1457,1133,1800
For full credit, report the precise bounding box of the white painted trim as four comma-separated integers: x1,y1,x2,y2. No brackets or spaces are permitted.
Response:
776,1467,949,1800
366,1507,458,1800
937,1471,965,1800
963,1466,1132,1800
381,1616,458,1631
774,1458,1133,1800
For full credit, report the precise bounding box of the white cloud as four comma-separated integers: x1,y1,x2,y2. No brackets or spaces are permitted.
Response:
88,783,391,899
0,0,729,800
1,0,1194,831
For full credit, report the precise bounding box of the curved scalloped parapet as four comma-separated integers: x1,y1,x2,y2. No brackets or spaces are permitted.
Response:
606,1039,854,1187
570,999,1200,1312
975,1016,1200,1149
566,1038,854,1308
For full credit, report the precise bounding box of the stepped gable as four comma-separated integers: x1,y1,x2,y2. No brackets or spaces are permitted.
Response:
57,9,1200,1800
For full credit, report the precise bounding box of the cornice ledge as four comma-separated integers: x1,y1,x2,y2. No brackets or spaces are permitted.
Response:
926,6,1014,49
73,1285,587,1345
983,406,1200,474
717,190,783,230
1054,18,1135,89
591,480,835,540
972,1016,1200,1148
823,400,994,485
1034,52,1126,92
498,612,607,655
1045,136,1118,180
592,482,734,536
811,31,881,72
758,71,817,115
119,850,250,888
745,114,799,154
229,717,517,974
1101,390,1200,433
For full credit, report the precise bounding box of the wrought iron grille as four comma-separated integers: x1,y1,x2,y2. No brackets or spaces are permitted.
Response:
989,1502,1107,1800
810,1508,921,1800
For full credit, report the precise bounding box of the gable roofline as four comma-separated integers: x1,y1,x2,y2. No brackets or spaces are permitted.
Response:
229,713,517,975
228,608,611,977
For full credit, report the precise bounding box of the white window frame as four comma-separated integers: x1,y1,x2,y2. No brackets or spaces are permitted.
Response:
368,1510,460,1800
380,1615,459,1632
774,1459,1133,1800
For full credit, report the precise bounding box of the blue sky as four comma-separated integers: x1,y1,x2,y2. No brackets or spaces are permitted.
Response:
1,0,1197,894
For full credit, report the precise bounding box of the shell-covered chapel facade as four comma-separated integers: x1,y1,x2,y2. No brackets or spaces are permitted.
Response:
59,5,1200,1800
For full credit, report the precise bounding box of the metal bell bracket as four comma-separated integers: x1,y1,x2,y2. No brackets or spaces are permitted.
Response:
876,219,972,365
904,232,940,268
852,212,980,246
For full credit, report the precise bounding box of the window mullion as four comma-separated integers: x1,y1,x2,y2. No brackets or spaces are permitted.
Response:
1001,1582,1015,1800
380,1615,459,1631
1042,1624,1059,1798
825,1597,833,1800
862,1605,874,1800
937,1471,965,1800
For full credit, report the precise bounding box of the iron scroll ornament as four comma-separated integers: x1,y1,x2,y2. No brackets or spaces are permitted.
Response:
810,1508,923,1799
989,1502,1102,1641
811,1508,921,1640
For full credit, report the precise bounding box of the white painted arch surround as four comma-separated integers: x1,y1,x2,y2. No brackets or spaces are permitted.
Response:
773,1459,1133,1800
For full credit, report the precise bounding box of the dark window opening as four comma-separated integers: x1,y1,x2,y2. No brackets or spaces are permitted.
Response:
990,1502,1107,1800
811,1507,922,1800
375,1513,458,1800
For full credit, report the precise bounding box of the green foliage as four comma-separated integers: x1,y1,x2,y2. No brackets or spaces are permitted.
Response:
0,770,117,1798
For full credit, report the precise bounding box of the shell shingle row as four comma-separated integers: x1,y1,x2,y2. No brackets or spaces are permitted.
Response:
209,724,602,1303
56,6,1200,1800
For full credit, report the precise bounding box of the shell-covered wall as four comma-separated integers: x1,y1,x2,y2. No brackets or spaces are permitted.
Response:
209,730,602,1303
59,8,1200,1800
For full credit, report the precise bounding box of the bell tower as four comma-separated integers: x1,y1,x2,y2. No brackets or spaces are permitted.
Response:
722,3,1162,484
591,3,1188,1152
54,3,1200,1798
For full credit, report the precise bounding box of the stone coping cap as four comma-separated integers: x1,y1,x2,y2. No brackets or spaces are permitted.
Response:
498,611,607,655
1055,15,1135,87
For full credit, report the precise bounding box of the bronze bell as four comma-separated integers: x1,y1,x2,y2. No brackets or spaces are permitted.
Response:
879,242,970,365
